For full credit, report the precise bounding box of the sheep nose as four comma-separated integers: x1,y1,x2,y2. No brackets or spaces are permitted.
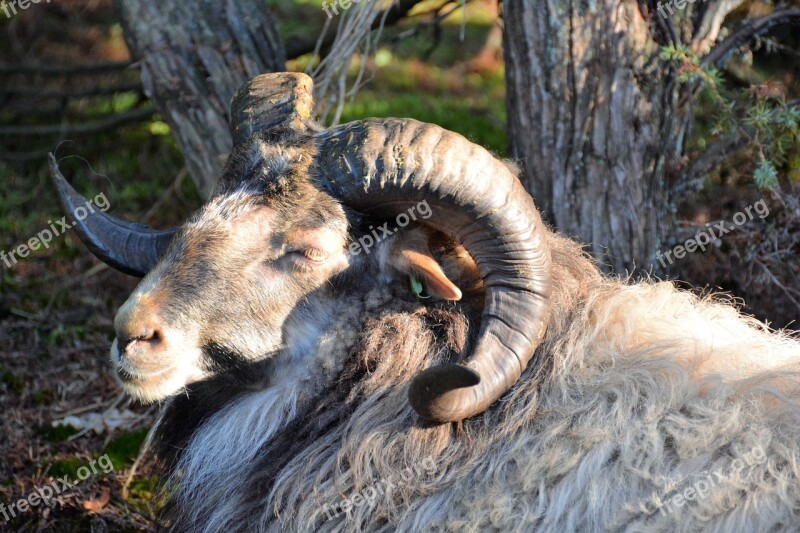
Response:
114,294,167,365
119,325,162,356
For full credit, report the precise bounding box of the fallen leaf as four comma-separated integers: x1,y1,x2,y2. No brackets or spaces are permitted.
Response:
53,408,142,435
83,488,110,512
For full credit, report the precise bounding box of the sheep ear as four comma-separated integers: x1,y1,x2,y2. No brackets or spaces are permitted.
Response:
385,234,462,301
399,250,462,301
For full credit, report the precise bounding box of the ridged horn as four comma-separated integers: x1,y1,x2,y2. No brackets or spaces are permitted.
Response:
314,118,553,423
229,72,320,146
48,154,176,277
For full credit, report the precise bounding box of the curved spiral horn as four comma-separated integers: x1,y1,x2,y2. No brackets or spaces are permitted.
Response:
48,154,176,277
314,118,553,423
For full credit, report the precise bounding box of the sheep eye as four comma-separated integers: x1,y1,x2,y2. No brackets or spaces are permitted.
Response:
302,248,328,263
285,248,328,270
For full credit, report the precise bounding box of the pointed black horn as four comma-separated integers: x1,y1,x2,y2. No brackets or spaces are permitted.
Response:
49,154,176,277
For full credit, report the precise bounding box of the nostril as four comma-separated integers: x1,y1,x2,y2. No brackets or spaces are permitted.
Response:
113,296,166,360
121,327,163,354
138,328,160,343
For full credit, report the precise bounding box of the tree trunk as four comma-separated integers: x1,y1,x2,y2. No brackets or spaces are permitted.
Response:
503,0,687,274
115,0,286,198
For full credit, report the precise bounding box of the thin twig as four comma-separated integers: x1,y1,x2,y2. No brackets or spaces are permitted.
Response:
142,167,188,223
0,106,155,136
702,8,800,68
284,0,426,59
0,61,133,75
43,262,109,319
55,400,111,418
391,0,465,43
9,308,39,320
755,259,800,313
1,82,142,99
121,420,159,500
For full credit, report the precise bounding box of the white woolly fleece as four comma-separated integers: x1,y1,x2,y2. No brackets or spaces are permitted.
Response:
168,238,800,532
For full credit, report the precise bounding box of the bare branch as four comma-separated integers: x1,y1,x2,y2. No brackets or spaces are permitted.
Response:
673,129,751,195
648,0,679,45
284,0,426,60
0,61,133,76
755,259,800,314
1,82,143,99
692,0,746,53
0,106,154,136
702,8,800,68
389,0,466,46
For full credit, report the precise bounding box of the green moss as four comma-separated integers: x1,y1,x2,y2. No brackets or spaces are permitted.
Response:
48,458,83,479
127,476,158,497
38,423,78,443
32,389,55,406
103,429,149,470
45,325,86,347
122,475,167,520
1,369,26,395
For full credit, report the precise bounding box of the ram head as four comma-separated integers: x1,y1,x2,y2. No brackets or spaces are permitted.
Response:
50,72,552,423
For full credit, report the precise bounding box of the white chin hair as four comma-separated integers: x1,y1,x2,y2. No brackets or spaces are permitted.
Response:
120,372,189,403
110,341,206,403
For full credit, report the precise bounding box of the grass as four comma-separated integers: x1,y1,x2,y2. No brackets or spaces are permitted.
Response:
103,429,149,471
38,424,79,444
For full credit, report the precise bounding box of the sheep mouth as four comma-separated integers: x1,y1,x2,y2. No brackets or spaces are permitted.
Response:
115,364,173,385
109,339,201,401
113,363,199,403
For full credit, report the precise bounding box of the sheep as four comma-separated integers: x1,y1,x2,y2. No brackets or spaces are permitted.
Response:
50,72,800,532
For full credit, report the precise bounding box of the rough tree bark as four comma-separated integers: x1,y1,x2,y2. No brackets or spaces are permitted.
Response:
115,0,286,198
503,1,800,275
503,0,686,274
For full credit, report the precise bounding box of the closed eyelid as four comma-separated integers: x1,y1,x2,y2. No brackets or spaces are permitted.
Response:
284,228,345,253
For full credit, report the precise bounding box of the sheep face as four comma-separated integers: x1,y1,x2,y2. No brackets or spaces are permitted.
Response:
108,173,467,403
110,183,352,402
